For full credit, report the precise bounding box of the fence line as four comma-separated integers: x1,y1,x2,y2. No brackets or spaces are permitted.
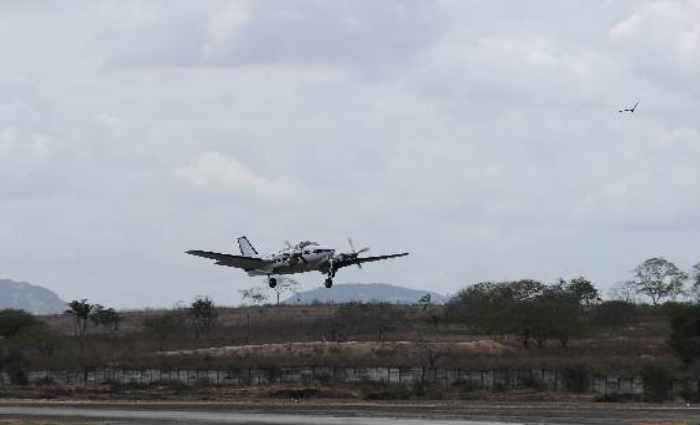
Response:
3,366,692,396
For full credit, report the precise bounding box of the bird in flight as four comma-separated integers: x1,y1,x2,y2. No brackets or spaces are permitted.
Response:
618,101,639,113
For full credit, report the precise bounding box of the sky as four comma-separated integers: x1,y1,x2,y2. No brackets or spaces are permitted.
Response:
1,1,698,308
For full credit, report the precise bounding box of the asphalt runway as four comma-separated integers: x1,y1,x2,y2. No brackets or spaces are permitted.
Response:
2,402,700,425
0,405,507,425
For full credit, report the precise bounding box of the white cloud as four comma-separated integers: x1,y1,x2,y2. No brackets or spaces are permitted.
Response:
202,0,250,60
609,0,700,92
0,1,697,308
176,151,306,203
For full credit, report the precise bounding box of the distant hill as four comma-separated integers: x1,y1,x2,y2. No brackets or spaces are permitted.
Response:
284,283,447,305
0,278,67,314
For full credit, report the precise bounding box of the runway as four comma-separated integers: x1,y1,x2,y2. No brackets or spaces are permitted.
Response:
0,405,512,425
2,402,700,425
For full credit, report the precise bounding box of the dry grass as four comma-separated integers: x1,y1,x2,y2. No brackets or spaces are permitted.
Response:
23,303,676,373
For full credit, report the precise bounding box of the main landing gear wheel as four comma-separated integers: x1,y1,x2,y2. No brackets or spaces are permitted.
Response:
268,277,277,288
324,277,333,288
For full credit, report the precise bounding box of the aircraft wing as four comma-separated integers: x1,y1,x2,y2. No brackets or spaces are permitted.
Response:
186,250,267,271
335,252,409,269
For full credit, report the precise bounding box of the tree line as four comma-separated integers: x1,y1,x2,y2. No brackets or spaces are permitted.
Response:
0,296,220,384
445,257,698,350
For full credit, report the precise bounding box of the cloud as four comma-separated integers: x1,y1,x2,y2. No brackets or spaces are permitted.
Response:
0,1,697,308
609,0,700,93
94,0,442,73
176,151,306,203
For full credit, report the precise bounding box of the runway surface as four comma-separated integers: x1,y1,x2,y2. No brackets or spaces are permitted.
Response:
2,402,700,425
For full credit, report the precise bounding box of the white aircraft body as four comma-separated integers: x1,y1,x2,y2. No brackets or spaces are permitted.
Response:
186,236,409,288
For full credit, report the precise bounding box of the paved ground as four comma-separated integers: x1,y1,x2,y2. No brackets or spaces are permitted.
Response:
2,402,700,425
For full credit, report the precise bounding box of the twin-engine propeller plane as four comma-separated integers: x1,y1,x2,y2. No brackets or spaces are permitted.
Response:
186,236,409,288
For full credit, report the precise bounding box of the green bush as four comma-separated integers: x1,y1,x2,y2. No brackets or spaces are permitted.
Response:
592,301,637,328
641,364,674,402
520,373,547,391
665,304,700,364
8,367,29,385
562,364,590,393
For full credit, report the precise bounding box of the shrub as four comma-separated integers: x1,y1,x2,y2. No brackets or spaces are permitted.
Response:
594,393,642,402
641,363,674,402
562,364,590,393
666,304,700,364
592,301,637,328
520,373,547,391
35,376,55,385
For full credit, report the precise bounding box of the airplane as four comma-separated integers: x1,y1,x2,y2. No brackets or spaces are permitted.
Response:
618,101,639,113
186,236,409,289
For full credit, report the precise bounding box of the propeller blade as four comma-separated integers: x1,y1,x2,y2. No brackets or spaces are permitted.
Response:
347,237,370,269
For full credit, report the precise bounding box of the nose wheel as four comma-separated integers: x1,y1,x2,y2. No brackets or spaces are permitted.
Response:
324,277,333,288
268,277,277,288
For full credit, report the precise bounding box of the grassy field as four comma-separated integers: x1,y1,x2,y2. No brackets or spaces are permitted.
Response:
26,303,674,375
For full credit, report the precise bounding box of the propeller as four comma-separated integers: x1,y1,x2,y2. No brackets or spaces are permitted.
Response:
347,238,370,269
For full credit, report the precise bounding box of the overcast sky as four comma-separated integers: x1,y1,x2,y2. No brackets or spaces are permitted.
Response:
1,1,698,308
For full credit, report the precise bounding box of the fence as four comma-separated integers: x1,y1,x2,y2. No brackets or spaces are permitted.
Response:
3,366,693,396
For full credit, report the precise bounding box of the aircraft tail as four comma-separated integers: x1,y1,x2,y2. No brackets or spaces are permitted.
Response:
237,236,259,257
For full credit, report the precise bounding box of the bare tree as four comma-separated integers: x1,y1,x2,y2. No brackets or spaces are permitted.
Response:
239,287,269,306
608,280,639,303
270,277,300,305
690,262,700,301
630,257,688,305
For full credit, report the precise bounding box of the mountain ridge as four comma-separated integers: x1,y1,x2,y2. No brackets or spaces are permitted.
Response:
0,278,67,314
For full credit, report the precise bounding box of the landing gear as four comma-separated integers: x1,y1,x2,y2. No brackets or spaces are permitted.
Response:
324,277,333,288
268,277,277,288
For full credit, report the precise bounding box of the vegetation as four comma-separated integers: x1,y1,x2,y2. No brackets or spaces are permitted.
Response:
143,310,185,350
630,257,688,305
445,277,594,348
188,296,218,339
0,309,63,384
2,256,700,401
89,304,122,334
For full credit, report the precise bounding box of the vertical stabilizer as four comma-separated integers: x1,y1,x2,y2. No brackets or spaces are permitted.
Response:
237,236,259,257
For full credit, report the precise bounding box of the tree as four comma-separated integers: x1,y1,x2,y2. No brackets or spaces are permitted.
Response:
0,310,60,385
608,280,639,303
239,287,269,305
631,257,688,305
13,324,63,359
89,305,122,334
271,277,300,305
447,279,588,349
592,301,637,328
188,296,218,339
0,309,40,339
661,303,700,364
564,277,600,306
526,286,582,348
65,299,93,339
690,262,700,301
143,311,184,350
446,280,546,348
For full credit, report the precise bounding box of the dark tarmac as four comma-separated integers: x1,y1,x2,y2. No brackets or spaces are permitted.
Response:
2,401,700,425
